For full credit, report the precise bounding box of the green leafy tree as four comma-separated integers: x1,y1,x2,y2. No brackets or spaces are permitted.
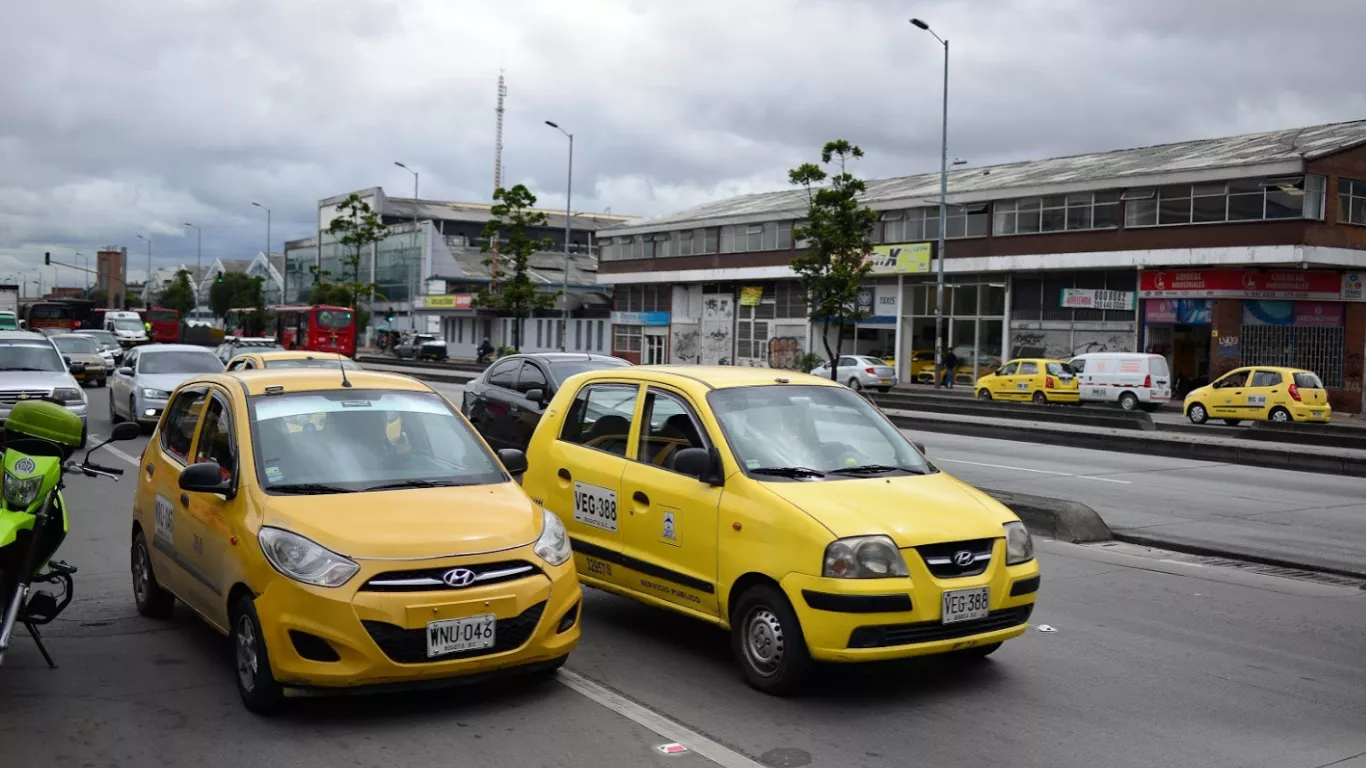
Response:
155,269,196,317
474,184,557,352
321,193,387,337
125,294,143,309
87,288,108,306
788,140,878,381
210,272,270,333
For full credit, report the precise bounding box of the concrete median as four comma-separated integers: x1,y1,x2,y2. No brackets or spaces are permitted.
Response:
980,488,1111,544
872,391,1156,431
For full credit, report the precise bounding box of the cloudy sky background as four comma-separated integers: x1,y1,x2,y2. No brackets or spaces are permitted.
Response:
3,0,1365,290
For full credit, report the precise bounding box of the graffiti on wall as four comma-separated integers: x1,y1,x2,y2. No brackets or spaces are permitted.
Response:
767,336,802,370
1011,329,1135,359
671,326,699,364
700,294,734,365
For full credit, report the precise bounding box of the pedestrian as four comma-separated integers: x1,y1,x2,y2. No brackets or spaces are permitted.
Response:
942,348,958,388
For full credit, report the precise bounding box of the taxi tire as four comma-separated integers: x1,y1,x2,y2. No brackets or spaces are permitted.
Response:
1187,403,1209,424
131,531,175,618
977,389,992,401
1032,391,1048,405
1269,407,1292,423
231,596,285,715
730,584,811,696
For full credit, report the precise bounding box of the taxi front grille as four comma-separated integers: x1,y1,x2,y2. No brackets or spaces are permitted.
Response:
362,601,547,664
0,389,52,405
915,538,995,579
848,605,1033,649
359,560,542,592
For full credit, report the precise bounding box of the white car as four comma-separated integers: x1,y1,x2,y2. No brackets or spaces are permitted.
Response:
810,355,898,392
1067,352,1172,411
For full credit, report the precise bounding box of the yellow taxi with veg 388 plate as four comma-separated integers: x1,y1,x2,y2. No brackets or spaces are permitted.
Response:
522,366,1040,694
129,368,580,713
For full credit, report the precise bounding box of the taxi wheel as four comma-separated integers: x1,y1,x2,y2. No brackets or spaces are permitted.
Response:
231,595,285,715
1187,403,1209,425
131,531,175,618
1032,391,1048,405
977,389,992,401
1269,407,1293,424
1118,392,1139,411
731,585,811,696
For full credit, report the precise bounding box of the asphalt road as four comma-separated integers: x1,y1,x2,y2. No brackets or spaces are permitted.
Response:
2,384,1364,768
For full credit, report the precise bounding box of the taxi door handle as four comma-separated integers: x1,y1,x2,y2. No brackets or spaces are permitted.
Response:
145,464,154,478
179,493,190,507
632,491,650,507
557,468,572,481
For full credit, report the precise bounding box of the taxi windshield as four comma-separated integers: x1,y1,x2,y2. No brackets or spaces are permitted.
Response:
249,389,506,493
708,385,932,478
263,357,358,369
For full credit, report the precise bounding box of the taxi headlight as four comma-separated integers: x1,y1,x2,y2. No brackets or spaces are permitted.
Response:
1005,521,1034,565
257,527,358,588
822,535,909,579
3,470,44,509
51,387,84,405
534,508,572,567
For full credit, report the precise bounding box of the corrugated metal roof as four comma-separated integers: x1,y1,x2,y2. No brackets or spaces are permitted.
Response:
434,243,601,288
605,118,1366,236
384,197,631,232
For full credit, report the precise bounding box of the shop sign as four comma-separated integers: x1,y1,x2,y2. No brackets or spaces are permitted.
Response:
610,311,670,326
1242,300,1344,327
420,294,474,310
866,242,931,274
856,287,874,313
1344,272,1364,301
738,286,764,306
1144,299,1212,324
1139,269,1344,300
1060,288,1134,311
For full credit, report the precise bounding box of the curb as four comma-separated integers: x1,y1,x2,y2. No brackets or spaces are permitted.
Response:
979,488,1111,544
1110,531,1366,581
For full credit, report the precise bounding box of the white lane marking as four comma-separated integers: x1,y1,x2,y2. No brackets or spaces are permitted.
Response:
936,457,1131,484
558,669,766,768
87,434,143,467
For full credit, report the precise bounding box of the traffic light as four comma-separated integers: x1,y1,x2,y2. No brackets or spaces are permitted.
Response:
44,252,50,265
385,310,395,323
216,273,224,283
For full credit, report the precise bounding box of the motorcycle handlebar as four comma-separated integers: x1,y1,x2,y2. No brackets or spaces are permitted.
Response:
85,463,124,476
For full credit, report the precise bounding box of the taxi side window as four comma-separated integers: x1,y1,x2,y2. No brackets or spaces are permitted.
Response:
487,360,517,389
1019,361,1039,375
1215,370,1249,389
638,389,707,470
193,396,237,483
161,389,207,463
996,361,1019,376
1250,370,1282,387
559,384,639,458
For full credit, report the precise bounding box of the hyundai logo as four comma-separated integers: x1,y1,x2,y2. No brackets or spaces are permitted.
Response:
952,550,976,567
442,568,477,588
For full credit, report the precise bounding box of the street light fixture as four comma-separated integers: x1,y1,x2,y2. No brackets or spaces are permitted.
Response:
546,120,573,352
394,162,420,335
183,222,202,306
911,17,950,388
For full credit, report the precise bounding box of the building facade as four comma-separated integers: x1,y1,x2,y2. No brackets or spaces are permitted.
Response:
596,119,1366,412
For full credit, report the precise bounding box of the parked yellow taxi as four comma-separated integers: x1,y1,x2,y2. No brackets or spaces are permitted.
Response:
522,366,1040,694
224,350,358,371
1184,366,1331,425
129,369,579,713
974,358,1079,404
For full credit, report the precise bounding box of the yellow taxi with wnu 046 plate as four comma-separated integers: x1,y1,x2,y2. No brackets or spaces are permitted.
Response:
1184,366,1331,425
521,366,1040,694
974,358,1079,404
129,368,580,713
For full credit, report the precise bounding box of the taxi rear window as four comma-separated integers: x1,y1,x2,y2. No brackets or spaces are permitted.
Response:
1293,372,1324,389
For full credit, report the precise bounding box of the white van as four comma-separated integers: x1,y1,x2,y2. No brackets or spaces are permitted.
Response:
104,310,149,346
1067,352,1171,411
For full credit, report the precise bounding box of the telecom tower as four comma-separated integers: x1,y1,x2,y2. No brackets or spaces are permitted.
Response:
490,70,507,288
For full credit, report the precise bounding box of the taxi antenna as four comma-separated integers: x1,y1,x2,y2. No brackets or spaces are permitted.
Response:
339,359,353,388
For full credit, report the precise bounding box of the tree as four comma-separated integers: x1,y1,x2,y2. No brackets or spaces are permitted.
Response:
788,140,878,381
473,184,557,352
210,272,265,320
125,294,143,309
322,193,388,339
156,270,196,317
87,288,108,307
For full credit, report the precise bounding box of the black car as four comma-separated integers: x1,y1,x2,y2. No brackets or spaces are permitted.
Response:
463,352,631,450
394,333,447,361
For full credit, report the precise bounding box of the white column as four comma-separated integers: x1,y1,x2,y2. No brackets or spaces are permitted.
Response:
894,273,905,382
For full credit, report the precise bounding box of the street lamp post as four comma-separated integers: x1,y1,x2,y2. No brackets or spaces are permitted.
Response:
394,162,421,336
252,202,272,299
545,121,573,352
183,222,202,306
136,234,152,306
74,252,86,293
911,18,950,388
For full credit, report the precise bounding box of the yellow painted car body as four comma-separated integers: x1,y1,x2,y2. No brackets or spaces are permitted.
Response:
974,358,1080,403
1183,366,1331,425
130,369,580,709
521,366,1039,693
224,350,358,371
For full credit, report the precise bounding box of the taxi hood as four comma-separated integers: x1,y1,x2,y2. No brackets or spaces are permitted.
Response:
261,482,539,560
758,471,1017,547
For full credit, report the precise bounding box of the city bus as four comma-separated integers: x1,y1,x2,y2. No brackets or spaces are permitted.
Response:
22,301,78,331
225,304,355,356
140,306,181,342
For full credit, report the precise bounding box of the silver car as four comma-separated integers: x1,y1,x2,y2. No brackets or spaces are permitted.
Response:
810,355,899,392
109,344,225,428
0,331,89,426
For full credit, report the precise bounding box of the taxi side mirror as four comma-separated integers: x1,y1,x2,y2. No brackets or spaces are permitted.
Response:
179,462,234,498
497,448,528,476
674,447,723,486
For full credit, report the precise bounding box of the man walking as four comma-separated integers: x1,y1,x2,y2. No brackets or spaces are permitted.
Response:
942,348,958,389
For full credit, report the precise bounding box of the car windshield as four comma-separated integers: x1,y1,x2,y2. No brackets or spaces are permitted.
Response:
264,358,359,370
0,341,65,372
549,359,630,385
138,350,225,374
83,331,119,347
1294,372,1324,389
249,389,506,493
53,336,98,355
315,309,352,328
112,318,143,331
708,385,932,478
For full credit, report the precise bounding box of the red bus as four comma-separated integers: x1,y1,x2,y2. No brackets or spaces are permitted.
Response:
139,306,181,342
22,301,77,331
226,304,355,356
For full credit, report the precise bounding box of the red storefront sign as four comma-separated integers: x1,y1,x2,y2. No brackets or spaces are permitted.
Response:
1139,269,1344,300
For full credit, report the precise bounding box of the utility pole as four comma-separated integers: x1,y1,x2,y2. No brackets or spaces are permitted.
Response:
395,162,420,334
137,234,152,307
912,18,950,389
546,120,573,351
184,222,202,307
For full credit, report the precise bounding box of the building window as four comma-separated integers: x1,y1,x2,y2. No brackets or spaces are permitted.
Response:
1125,175,1323,228
721,222,796,253
628,236,648,259
596,319,604,351
1339,179,1366,225
673,230,696,257
995,193,1119,235
774,281,807,318
616,284,670,313
614,324,643,352
652,233,671,258
1010,270,1136,324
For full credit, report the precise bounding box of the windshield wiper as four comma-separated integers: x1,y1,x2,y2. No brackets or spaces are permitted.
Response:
361,479,465,491
828,464,931,476
268,483,356,495
750,466,826,478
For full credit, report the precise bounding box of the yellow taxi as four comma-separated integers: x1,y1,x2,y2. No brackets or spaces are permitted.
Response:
522,366,1040,694
225,350,359,371
128,369,580,713
974,358,1079,404
1184,366,1331,425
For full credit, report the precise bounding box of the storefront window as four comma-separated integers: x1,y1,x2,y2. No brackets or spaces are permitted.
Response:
901,277,1007,385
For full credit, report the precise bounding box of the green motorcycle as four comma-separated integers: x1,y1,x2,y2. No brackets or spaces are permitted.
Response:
0,399,140,668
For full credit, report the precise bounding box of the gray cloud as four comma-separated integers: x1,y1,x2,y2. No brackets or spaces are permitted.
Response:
2,0,1363,288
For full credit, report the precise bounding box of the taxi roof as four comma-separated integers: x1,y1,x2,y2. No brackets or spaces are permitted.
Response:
211,368,435,397
246,350,350,362
577,365,844,391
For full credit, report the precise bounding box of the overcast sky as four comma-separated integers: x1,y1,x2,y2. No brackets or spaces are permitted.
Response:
3,0,1365,290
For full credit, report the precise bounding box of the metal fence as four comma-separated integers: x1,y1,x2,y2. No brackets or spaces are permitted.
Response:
1239,324,1344,388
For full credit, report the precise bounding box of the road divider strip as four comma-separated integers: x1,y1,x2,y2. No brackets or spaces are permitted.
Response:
979,488,1111,544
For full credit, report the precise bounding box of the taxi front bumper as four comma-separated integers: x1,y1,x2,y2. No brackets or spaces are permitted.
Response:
253,554,582,691
779,554,1040,663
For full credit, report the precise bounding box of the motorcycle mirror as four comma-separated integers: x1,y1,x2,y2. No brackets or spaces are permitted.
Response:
110,422,141,442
